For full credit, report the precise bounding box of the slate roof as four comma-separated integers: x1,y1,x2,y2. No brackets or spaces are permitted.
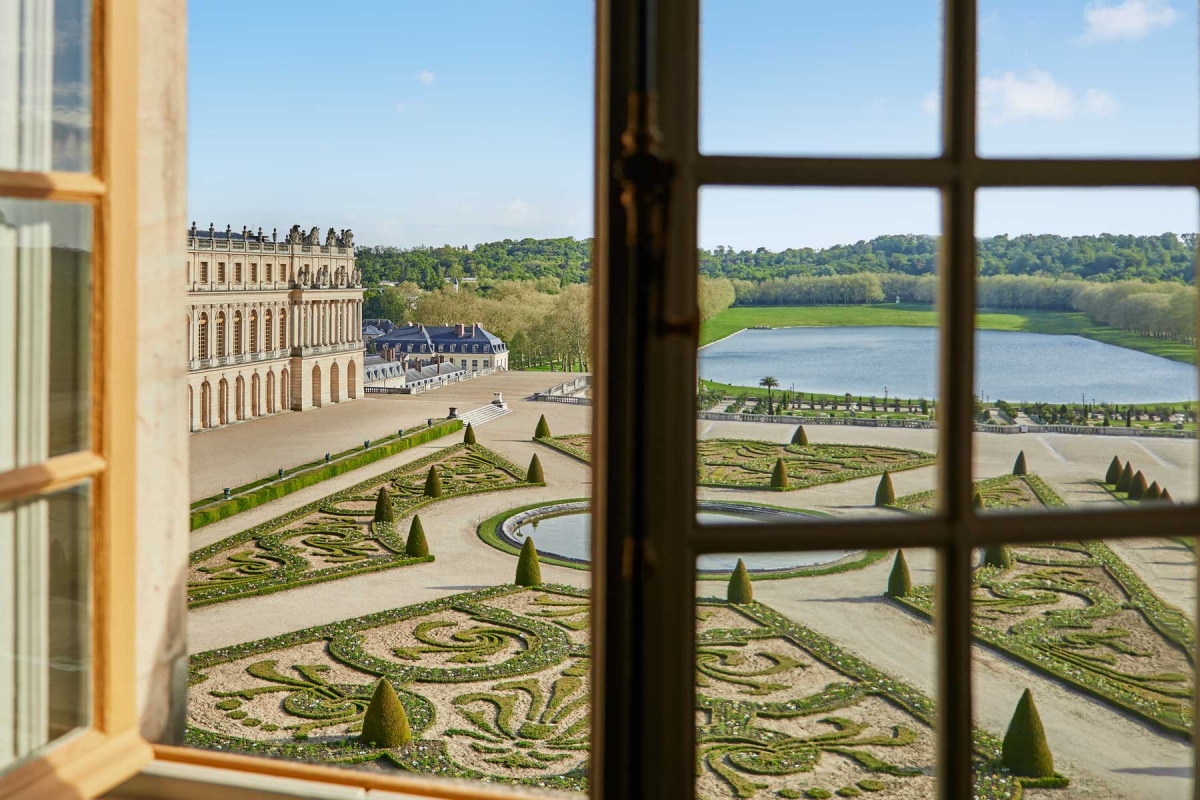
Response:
371,322,506,353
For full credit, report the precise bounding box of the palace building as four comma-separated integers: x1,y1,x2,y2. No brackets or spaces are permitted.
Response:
185,223,365,431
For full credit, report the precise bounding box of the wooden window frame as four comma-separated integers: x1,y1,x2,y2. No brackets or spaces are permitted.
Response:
0,1,152,798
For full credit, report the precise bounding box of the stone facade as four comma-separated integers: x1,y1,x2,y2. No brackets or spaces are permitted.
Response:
185,223,365,432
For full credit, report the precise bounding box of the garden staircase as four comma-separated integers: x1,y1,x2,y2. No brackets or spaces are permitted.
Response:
458,403,512,428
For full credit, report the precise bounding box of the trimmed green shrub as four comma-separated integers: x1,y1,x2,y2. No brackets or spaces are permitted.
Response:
874,471,895,506
1105,456,1123,485
1001,688,1054,778
515,537,542,586
887,550,911,598
373,487,394,523
972,492,984,510
856,780,885,793
1116,462,1134,492
405,515,429,557
1128,470,1147,501
527,453,545,483
791,425,808,446
1161,487,1174,503
1012,450,1027,476
424,466,443,498
359,678,412,748
770,458,790,490
728,559,754,604
1144,481,1162,501
463,423,477,445
983,544,1012,570
779,791,801,800
805,789,832,800
534,414,551,439
836,788,861,798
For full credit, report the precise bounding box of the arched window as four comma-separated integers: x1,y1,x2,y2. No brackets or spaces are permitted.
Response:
233,311,243,356
216,312,226,356
249,310,258,352
198,313,209,359
279,309,287,349
265,311,273,352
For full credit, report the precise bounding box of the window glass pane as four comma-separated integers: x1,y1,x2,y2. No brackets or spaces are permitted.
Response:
0,199,92,467
969,537,1195,798
972,190,1199,511
698,188,941,521
701,0,942,156
0,0,92,172
0,481,92,775
696,548,941,799
977,0,1200,156
185,1,593,792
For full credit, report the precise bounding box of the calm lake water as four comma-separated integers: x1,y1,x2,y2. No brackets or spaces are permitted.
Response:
700,326,1198,404
514,511,846,573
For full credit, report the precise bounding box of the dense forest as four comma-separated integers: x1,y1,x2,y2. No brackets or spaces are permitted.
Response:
356,233,1197,288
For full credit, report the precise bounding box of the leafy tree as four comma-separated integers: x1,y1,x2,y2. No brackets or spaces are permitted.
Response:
791,425,808,446
534,414,551,439
515,537,542,586
527,453,545,483
1105,456,1123,485
875,471,896,506
1001,689,1054,778
1144,481,1162,501
1116,462,1134,493
359,679,413,748
727,559,753,604
373,487,394,523
1012,451,1027,476
406,515,429,557
1128,470,1148,500
424,466,443,498
887,550,911,597
463,423,476,445
770,458,789,490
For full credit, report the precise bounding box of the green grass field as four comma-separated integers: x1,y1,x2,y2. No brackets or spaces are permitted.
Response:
700,304,1197,364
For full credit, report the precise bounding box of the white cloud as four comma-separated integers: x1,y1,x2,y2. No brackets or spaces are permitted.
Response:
1081,0,1177,43
417,69,435,86
979,69,1117,124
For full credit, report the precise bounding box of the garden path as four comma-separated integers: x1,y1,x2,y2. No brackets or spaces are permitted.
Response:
1106,537,1196,620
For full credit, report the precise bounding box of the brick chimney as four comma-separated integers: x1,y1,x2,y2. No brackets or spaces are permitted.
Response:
455,323,465,338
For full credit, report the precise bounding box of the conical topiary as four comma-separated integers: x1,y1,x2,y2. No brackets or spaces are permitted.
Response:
1128,470,1147,500
1116,462,1133,493
727,558,753,604
984,544,1012,570
534,414,551,439
1144,481,1162,502
1012,450,1027,476
527,453,545,483
359,678,413,748
1161,487,1174,503
1105,456,1122,485
463,423,476,445
791,425,809,446
516,537,542,586
887,550,911,597
373,486,394,523
424,466,443,498
973,492,984,511
875,471,896,507
405,515,429,557
770,458,789,490
1001,689,1054,778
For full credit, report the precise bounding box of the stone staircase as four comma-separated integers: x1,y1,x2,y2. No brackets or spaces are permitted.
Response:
458,403,512,428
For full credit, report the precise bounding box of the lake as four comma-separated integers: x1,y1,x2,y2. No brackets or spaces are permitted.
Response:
700,326,1197,404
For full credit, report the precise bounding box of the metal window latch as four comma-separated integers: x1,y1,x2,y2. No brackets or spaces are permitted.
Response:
613,92,697,341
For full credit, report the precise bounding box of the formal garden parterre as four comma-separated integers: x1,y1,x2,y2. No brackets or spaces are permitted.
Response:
188,443,539,607
187,584,1062,799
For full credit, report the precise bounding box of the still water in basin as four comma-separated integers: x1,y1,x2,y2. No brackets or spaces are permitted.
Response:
513,511,847,572
700,327,1197,403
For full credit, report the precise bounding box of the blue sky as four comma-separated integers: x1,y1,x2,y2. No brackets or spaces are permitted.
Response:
189,1,1198,252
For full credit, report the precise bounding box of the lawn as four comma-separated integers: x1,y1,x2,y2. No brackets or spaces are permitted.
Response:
700,304,1197,364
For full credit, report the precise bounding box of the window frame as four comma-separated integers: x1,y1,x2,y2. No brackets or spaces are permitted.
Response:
0,0,151,797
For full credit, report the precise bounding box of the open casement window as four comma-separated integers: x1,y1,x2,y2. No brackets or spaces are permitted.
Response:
0,0,149,798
